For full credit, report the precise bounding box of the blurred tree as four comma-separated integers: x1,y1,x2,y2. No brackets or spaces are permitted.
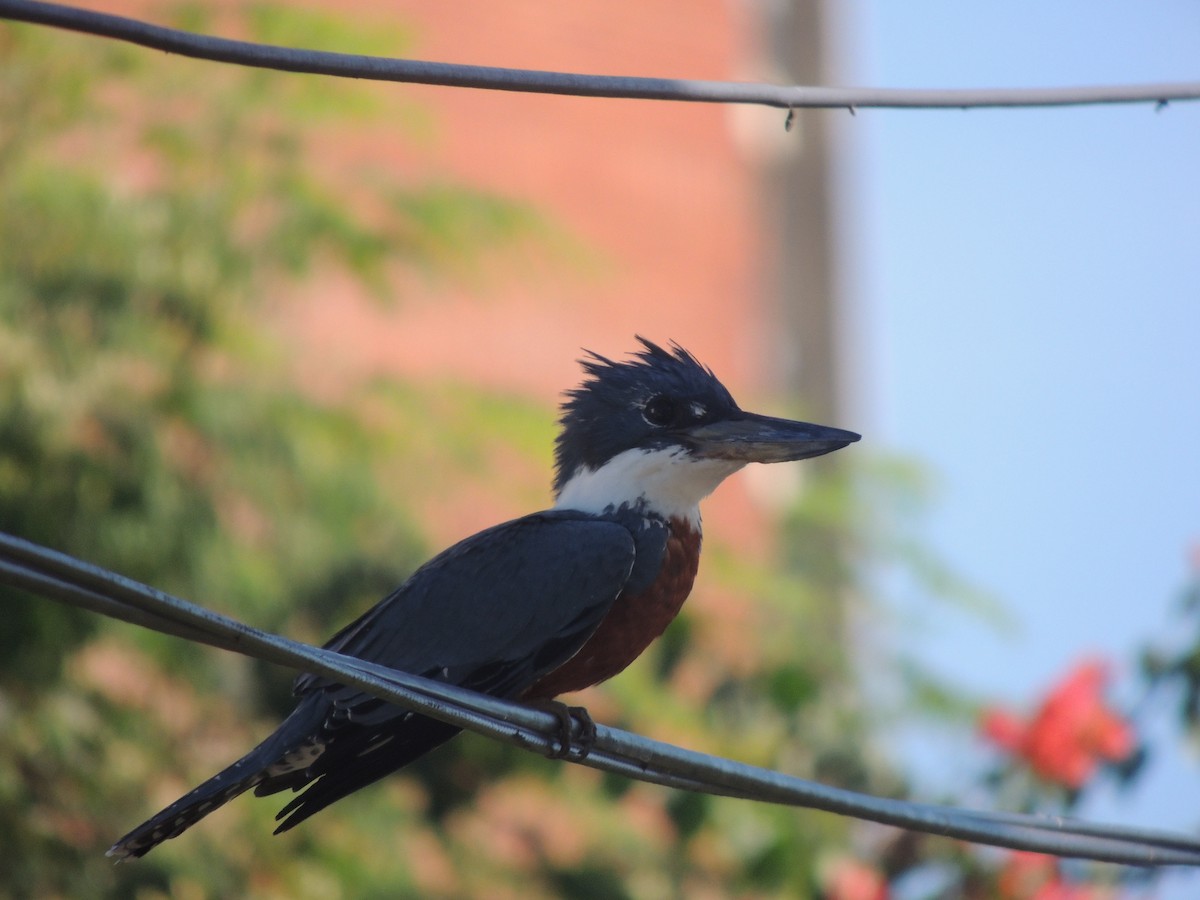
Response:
1142,547,1200,747
0,6,997,900
0,8,545,896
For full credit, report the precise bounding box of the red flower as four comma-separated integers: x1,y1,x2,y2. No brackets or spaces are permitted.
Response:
980,659,1135,789
997,852,1113,900
821,856,889,900
981,707,1026,752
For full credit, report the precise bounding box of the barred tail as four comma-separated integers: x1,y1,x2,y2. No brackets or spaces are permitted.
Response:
108,702,326,860
106,755,268,860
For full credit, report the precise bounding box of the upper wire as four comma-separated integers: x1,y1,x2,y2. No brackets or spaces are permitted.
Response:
1,0,1198,111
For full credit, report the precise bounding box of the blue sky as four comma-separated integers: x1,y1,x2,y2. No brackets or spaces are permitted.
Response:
839,1,1200,891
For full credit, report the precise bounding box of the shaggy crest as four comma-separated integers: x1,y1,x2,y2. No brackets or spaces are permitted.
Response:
553,337,738,495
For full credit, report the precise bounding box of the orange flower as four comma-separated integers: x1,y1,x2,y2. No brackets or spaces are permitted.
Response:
980,660,1135,789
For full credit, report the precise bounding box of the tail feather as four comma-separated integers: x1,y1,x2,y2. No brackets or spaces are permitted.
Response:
108,701,326,860
108,696,462,856
270,716,460,834
106,758,267,860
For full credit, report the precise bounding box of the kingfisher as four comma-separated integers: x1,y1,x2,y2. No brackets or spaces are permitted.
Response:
108,337,859,859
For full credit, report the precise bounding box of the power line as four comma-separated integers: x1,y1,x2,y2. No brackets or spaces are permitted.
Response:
2,0,1197,112
3,530,1199,866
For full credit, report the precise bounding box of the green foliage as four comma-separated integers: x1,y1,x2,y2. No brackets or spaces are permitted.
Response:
0,9,542,895
0,8,972,899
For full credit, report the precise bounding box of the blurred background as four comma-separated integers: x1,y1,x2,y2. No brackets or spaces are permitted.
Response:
1,1,1197,897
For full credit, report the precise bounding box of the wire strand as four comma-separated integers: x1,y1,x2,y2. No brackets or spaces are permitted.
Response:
3,531,1199,866
1,0,1197,111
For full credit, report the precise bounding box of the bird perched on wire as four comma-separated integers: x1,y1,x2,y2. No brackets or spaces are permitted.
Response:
108,337,859,859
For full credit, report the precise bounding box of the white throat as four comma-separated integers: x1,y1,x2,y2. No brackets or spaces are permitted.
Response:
553,446,745,526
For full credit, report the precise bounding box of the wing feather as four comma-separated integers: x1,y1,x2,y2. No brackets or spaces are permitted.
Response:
297,510,638,701
262,510,641,828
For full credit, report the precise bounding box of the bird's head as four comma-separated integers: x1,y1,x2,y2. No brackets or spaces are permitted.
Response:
552,338,860,522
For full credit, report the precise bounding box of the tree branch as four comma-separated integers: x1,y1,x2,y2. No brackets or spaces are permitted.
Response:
2,0,1197,111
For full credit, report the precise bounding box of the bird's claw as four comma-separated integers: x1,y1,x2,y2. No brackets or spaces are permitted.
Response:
528,699,597,760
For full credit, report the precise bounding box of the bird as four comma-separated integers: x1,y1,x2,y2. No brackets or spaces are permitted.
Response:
107,337,859,859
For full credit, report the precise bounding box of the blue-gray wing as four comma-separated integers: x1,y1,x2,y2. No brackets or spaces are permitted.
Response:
296,509,639,704
110,510,648,848
251,511,640,830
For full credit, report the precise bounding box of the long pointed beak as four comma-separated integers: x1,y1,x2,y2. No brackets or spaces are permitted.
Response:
685,411,860,464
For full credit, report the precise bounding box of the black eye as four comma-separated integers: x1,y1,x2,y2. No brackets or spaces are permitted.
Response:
641,395,677,427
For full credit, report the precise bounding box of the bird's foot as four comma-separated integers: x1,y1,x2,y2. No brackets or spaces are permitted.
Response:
526,699,597,760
